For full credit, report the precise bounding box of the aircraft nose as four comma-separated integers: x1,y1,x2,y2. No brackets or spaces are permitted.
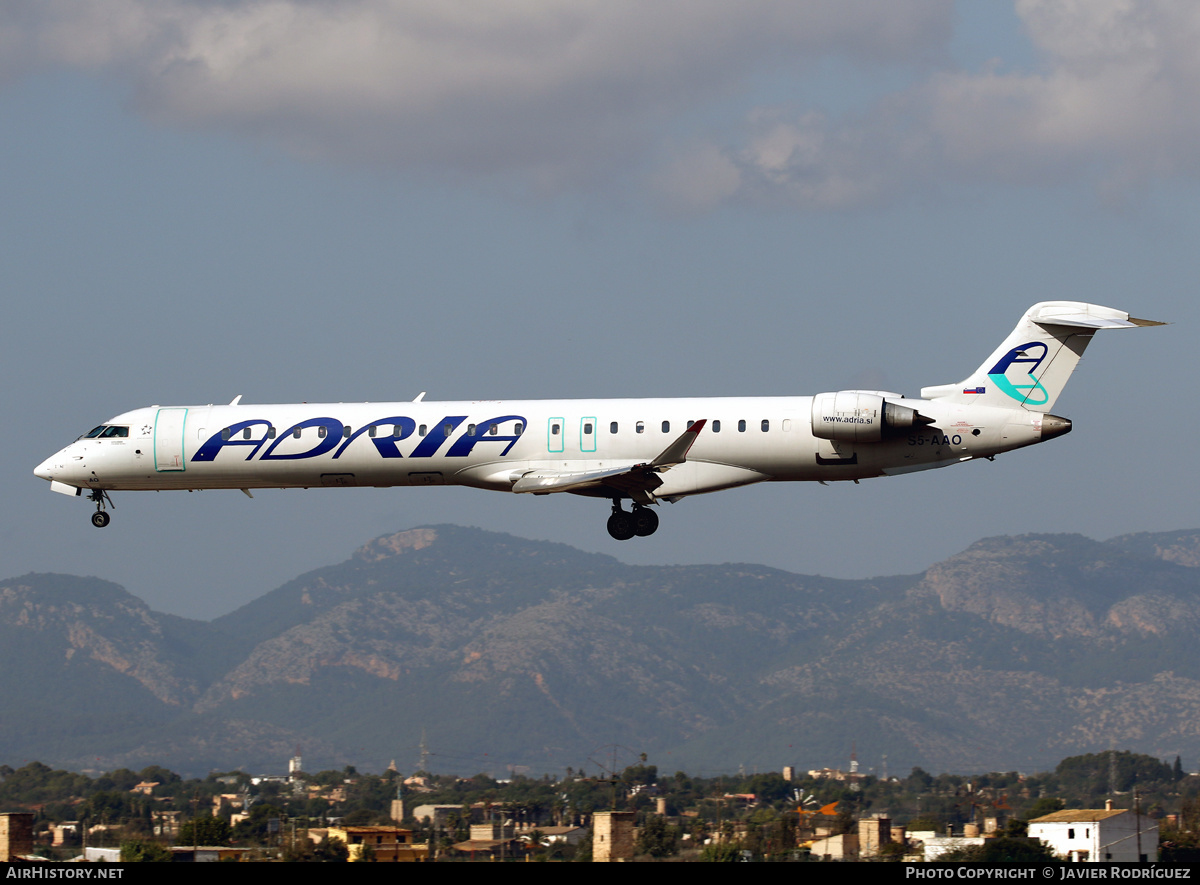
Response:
34,458,55,481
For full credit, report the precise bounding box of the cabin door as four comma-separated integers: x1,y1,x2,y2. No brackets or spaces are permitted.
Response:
154,408,188,472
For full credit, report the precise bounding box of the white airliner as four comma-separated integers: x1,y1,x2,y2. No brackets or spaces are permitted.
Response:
35,302,1160,539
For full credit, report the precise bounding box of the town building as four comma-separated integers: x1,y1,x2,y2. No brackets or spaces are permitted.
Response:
325,825,428,862
593,811,635,862
1028,806,1157,862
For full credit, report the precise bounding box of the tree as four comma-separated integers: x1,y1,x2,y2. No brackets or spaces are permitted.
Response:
635,815,679,858
120,839,171,862
1055,751,1172,795
232,803,284,844
1024,796,1065,821
622,764,658,787
137,765,181,787
940,837,1058,863
907,767,934,791
739,772,791,803
313,835,349,862
177,814,232,847
1175,757,1185,782
700,842,744,862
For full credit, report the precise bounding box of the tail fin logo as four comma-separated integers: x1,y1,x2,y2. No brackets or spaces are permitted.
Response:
987,342,1050,405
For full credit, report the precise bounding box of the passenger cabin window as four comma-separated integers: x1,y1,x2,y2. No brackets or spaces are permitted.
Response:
419,424,427,436
686,420,694,429
318,426,327,439
443,422,453,437
393,425,404,438
293,427,302,439
490,424,498,435
267,426,276,439
610,422,618,434
738,419,746,432
761,419,769,432
221,428,230,441
662,421,670,433
467,424,477,436
583,422,593,435
712,420,721,432
368,425,377,438
515,423,524,434
243,427,252,439
551,423,561,435
343,425,351,438
782,419,791,432
636,421,644,434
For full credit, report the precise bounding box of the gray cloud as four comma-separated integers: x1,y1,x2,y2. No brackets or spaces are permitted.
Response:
658,0,1200,210
0,0,951,187
15,1,1194,210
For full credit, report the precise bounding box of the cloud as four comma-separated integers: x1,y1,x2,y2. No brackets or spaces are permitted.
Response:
658,0,1200,210
16,0,1195,210
0,0,952,187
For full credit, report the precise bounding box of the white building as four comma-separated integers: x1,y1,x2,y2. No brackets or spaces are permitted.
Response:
916,833,986,861
1028,807,1157,862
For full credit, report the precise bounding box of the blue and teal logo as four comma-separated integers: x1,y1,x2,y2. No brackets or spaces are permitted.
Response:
988,342,1049,405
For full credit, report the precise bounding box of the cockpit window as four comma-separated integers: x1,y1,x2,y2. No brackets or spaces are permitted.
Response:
81,425,129,439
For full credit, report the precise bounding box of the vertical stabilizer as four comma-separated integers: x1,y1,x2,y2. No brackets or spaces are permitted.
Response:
920,302,1163,412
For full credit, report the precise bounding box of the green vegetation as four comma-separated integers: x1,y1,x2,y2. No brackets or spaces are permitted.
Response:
177,814,232,847
939,837,1058,863
119,839,172,863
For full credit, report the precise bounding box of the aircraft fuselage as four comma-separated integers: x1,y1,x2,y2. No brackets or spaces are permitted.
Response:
34,301,1160,537
35,395,1050,497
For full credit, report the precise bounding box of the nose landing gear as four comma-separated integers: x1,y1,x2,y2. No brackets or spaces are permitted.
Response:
606,501,659,540
88,489,114,528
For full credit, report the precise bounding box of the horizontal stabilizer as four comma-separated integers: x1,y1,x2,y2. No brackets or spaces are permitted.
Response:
1027,303,1166,330
921,301,1164,411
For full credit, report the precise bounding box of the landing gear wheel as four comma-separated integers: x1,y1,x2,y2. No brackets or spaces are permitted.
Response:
632,507,659,537
607,511,636,541
88,489,114,528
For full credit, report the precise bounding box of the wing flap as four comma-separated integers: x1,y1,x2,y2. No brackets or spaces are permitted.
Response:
511,465,649,495
511,419,707,500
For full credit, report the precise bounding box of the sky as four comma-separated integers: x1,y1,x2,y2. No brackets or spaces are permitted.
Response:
2,0,1196,621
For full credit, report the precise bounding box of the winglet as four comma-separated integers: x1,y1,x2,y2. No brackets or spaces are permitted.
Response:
650,419,706,469
229,394,243,406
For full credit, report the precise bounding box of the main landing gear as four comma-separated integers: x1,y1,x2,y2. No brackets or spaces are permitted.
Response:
89,489,113,528
606,501,659,541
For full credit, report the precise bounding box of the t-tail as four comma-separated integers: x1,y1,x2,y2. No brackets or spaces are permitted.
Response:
920,301,1165,412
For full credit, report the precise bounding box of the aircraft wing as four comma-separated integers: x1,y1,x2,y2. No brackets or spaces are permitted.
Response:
511,419,706,503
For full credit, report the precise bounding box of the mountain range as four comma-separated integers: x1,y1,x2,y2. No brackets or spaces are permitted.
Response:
3,525,1200,778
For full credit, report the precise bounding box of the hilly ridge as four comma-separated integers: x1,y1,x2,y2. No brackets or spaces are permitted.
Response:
3,525,1200,777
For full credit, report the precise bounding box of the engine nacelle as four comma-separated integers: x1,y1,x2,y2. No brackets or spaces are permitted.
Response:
811,391,930,443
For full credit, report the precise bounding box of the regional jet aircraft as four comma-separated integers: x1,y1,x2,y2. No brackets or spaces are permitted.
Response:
35,302,1161,539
